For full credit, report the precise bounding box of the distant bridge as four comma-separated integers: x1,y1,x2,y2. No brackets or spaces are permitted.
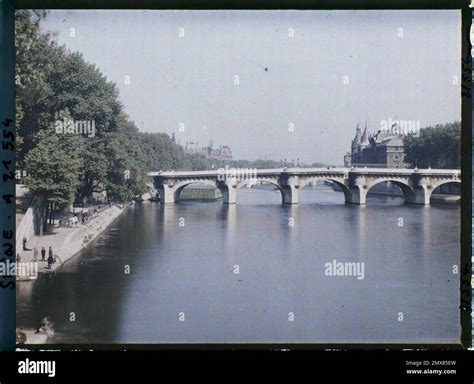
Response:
147,167,461,205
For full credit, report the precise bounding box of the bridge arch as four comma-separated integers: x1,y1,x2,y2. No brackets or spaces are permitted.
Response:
235,178,285,204
365,178,415,204
235,178,282,191
428,179,461,203
167,179,218,202
299,177,351,203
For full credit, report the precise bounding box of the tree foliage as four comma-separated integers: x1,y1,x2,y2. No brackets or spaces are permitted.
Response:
16,12,208,208
404,122,460,169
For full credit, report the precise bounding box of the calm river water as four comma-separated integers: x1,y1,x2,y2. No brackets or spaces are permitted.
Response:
16,186,461,344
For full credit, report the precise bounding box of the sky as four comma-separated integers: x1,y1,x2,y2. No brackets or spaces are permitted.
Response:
40,10,461,165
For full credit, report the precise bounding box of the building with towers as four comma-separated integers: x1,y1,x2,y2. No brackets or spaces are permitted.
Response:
201,139,233,161
344,122,407,168
183,138,233,161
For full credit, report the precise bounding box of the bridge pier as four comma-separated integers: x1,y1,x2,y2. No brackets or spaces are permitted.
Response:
282,185,299,204
405,186,430,205
221,185,237,204
158,185,176,204
345,187,367,205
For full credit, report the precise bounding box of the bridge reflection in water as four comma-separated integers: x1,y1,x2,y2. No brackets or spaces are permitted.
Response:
149,167,461,205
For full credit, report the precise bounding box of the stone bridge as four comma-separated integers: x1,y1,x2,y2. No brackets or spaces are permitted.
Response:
147,167,461,205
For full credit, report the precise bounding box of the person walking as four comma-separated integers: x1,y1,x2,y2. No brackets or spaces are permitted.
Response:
47,248,54,269
33,247,38,262
41,247,46,261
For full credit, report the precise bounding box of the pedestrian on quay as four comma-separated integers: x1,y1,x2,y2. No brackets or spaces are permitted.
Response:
41,247,46,261
47,251,54,269
33,247,38,262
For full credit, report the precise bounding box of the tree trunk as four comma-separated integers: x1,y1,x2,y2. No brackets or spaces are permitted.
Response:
43,203,49,234
38,206,43,237
79,175,95,202
48,202,54,225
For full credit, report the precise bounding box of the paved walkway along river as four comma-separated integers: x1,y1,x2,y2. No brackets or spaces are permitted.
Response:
17,205,126,274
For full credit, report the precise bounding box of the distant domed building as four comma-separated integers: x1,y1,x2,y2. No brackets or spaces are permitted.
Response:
344,122,406,168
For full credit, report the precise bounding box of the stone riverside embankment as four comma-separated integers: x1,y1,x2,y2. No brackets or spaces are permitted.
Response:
17,205,126,274
16,204,127,344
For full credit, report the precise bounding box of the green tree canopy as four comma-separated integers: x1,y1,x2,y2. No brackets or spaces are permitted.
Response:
404,122,460,169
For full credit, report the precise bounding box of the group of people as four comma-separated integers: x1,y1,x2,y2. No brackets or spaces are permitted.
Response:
21,238,56,269
39,246,56,269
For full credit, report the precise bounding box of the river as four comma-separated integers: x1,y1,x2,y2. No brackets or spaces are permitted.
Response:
16,186,461,344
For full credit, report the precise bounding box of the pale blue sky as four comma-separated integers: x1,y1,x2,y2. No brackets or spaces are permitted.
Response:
41,10,461,165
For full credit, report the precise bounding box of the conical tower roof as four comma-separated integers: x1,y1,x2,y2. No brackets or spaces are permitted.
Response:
360,122,369,146
351,123,361,149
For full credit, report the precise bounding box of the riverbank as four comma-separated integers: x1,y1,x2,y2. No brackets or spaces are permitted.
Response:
16,204,128,345
367,191,460,203
430,194,461,203
17,204,127,275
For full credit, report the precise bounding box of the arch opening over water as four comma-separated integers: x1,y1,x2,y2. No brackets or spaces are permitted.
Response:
175,182,222,202
235,179,284,205
429,181,461,204
299,179,348,204
365,180,413,205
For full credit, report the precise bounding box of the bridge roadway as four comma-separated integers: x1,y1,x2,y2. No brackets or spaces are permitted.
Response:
148,167,461,205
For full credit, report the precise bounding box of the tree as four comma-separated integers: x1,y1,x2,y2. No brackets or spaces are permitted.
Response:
404,122,460,169
15,10,59,168
16,11,140,207
23,120,84,234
